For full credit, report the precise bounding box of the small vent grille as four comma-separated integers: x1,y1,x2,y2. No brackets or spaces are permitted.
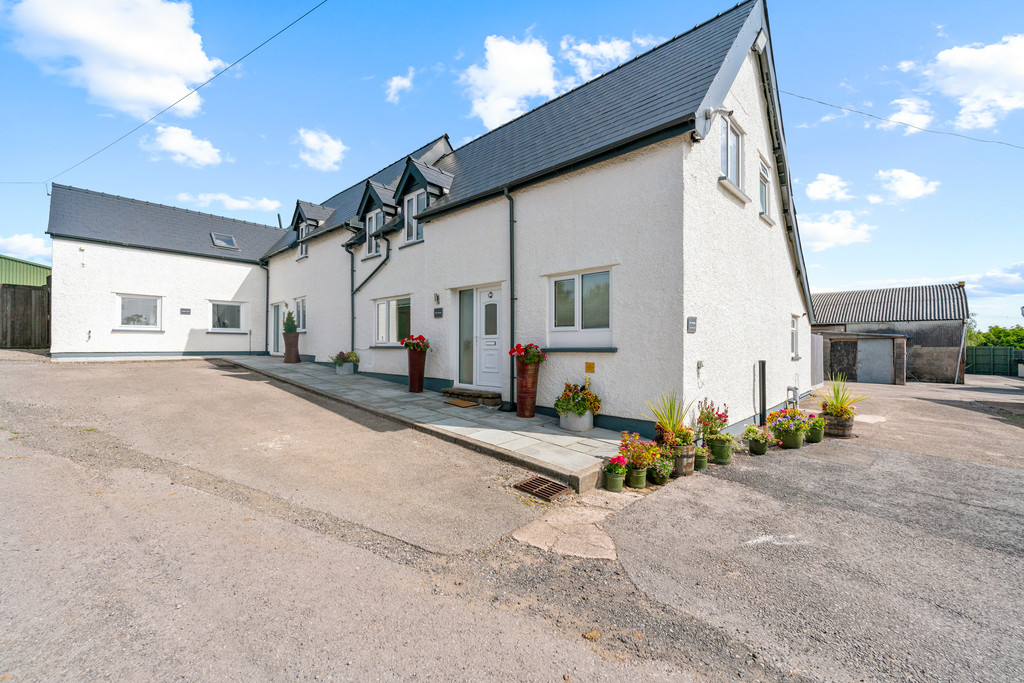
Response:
514,476,572,502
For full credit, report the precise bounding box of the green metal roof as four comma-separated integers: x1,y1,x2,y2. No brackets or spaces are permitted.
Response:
0,254,51,286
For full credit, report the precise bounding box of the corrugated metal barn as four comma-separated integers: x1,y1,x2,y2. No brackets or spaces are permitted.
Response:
0,254,51,286
811,283,969,384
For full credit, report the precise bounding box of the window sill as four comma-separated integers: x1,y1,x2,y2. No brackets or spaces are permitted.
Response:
112,328,164,333
398,239,424,250
792,355,802,361
207,329,248,335
540,346,618,354
370,344,405,349
718,176,751,204
759,212,775,226
362,254,382,262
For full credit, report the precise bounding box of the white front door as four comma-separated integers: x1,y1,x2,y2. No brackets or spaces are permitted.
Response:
476,288,501,388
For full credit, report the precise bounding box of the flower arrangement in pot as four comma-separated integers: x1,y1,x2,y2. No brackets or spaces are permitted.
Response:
806,414,825,443
743,424,776,455
603,455,628,492
697,399,733,465
767,409,809,449
553,377,601,432
282,310,300,364
400,335,430,393
815,374,867,438
648,447,675,486
509,343,546,418
329,350,360,375
643,393,697,477
693,445,709,471
619,431,659,489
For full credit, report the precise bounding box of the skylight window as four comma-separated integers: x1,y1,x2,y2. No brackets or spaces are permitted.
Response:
211,233,238,249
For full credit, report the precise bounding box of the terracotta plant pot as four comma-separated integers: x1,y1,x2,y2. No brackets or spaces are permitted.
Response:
806,427,824,443
779,432,804,449
407,349,426,393
673,444,696,477
283,332,300,363
824,415,854,438
604,472,625,493
516,359,539,418
749,440,769,455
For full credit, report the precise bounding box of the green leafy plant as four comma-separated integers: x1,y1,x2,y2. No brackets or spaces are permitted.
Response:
815,374,868,419
703,432,735,446
743,424,775,444
808,414,825,430
643,393,696,444
283,311,298,333
553,377,601,417
330,350,360,366
604,455,628,476
649,456,674,480
618,431,660,470
509,343,546,363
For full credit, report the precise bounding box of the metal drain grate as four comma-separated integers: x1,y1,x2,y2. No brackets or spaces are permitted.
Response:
514,475,572,502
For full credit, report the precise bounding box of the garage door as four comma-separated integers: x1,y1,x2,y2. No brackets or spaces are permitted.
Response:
856,339,894,384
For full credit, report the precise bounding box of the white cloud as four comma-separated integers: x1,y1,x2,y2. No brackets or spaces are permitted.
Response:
460,35,564,129
897,60,916,73
800,211,877,252
965,262,1024,297
632,32,664,48
140,125,221,167
924,34,1024,129
866,194,884,204
385,67,415,104
935,24,948,39
819,109,849,123
0,234,51,263
176,192,279,212
9,0,224,119
560,35,632,82
876,169,939,199
877,96,933,134
296,128,347,171
805,173,853,201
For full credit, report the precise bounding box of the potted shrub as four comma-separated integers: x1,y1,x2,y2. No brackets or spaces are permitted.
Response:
806,414,825,443
619,431,658,489
330,350,359,375
697,399,733,465
509,343,546,418
553,377,601,432
643,393,696,477
767,409,809,449
743,424,775,455
648,449,675,486
400,335,430,393
816,374,867,438
282,311,300,363
603,455,628,493
693,445,709,471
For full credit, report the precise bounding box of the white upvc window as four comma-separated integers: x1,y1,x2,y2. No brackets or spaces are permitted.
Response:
720,116,742,188
759,158,771,215
548,269,612,348
297,224,309,259
211,301,243,331
404,190,426,243
375,296,411,345
791,316,800,360
366,210,381,256
118,294,161,330
294,298,307,331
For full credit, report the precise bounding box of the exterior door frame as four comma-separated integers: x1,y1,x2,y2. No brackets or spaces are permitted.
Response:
475,286,502,388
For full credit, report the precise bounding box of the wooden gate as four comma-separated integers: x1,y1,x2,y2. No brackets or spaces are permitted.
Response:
0,283,50,349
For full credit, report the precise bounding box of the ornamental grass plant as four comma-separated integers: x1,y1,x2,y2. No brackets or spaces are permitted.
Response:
815,373,868,419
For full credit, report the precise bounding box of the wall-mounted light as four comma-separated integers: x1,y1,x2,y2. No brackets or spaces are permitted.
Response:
434,293,440,305
752,29,767,54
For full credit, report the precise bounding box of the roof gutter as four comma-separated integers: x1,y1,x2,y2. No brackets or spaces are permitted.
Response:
47,234,265,265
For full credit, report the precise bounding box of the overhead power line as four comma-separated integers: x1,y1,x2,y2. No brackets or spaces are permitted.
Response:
778,88,1024,152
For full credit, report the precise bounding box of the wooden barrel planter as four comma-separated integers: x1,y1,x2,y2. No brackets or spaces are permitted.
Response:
673,444,695,477
824,414,854,438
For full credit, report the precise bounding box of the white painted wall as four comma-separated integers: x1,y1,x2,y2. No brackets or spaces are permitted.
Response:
266,229,352,362
51,238,267,357
681,51,812,426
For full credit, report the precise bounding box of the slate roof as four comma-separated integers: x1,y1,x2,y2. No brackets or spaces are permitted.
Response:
423,0,757,217
811,285,970,325
297,200,334,224
47,184,285,263
410,158,454,191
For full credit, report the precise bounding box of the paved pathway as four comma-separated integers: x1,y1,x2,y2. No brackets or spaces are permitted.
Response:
226,357,621,491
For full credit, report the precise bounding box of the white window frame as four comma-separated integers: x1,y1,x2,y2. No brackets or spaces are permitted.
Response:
210,300,244,333
791,316,800,360
404,190,426,243
375,295,411,345
116,293,162,331
366,210,381,256
720,116,743,189
294,298,307,331
297,223,309,259
759,158,771,215
548,268,612,348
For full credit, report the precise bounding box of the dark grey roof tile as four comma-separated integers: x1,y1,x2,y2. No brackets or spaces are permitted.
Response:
811,285,970,324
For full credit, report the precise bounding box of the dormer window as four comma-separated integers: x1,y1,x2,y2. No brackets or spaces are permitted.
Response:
297,223,310,259
366,210,382,256
404,191,426,243
211,233,237,249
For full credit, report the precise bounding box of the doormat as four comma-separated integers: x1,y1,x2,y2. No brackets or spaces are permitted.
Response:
514,476,572,502
444,399,477,408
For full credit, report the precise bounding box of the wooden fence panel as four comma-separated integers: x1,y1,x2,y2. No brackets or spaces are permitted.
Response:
0,284,50,349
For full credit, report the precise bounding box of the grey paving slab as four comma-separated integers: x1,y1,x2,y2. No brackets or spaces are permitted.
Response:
515,442,603,471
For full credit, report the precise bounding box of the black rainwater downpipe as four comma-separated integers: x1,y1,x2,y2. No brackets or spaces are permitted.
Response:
344,243,356,352
348,234,393,354
260,263,270,354
500,187,517,412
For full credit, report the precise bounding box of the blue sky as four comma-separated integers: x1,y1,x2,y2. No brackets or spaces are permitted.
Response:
1,0,1022,329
